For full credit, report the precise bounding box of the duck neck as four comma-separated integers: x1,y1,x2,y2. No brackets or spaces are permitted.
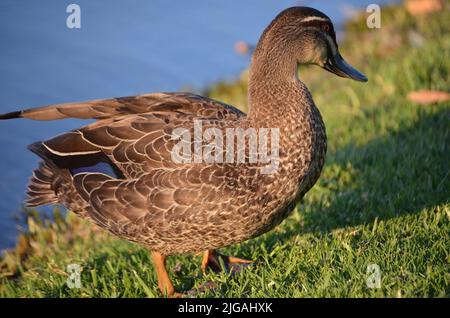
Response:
247,45,327,189
247,46,315,128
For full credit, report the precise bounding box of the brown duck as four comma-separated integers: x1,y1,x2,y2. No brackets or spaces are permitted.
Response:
0,7,367,296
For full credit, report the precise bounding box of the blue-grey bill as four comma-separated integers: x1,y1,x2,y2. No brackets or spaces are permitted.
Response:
324,54,368,82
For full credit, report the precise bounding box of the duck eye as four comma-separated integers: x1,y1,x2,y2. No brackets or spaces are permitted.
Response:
322,24,330,32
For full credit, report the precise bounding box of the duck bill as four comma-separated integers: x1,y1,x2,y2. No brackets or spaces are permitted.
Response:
324,53,368,82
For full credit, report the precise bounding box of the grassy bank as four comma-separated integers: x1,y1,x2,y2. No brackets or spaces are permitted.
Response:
1,4,449,297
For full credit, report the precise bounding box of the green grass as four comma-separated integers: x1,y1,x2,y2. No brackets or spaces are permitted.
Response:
1,4,449,297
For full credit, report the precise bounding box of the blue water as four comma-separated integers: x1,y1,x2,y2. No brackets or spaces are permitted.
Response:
0,0,396,249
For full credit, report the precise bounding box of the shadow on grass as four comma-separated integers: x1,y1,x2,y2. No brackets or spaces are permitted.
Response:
255,106,449,249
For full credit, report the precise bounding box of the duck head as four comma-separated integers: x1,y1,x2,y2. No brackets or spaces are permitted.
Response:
253,7,368,82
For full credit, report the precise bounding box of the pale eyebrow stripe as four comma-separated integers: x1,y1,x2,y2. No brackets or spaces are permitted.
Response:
300,16,330,23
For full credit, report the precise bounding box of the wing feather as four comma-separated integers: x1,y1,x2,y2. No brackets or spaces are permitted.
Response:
0,92,244,121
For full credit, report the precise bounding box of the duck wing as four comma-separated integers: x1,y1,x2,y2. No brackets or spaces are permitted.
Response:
0,92,244,121
3,93,250,232
21,92,246,178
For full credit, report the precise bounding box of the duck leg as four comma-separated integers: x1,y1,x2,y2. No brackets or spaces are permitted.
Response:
151,251,180,297
201,249,253,274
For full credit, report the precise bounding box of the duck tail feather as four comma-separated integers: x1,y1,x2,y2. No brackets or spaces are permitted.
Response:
25,161,59,207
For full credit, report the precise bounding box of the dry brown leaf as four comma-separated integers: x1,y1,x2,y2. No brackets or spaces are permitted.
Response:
405,0,443,16
407,90,450,105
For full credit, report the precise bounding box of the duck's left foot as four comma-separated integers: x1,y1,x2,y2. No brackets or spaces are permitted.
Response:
151,251,183,297
201,249,253,274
